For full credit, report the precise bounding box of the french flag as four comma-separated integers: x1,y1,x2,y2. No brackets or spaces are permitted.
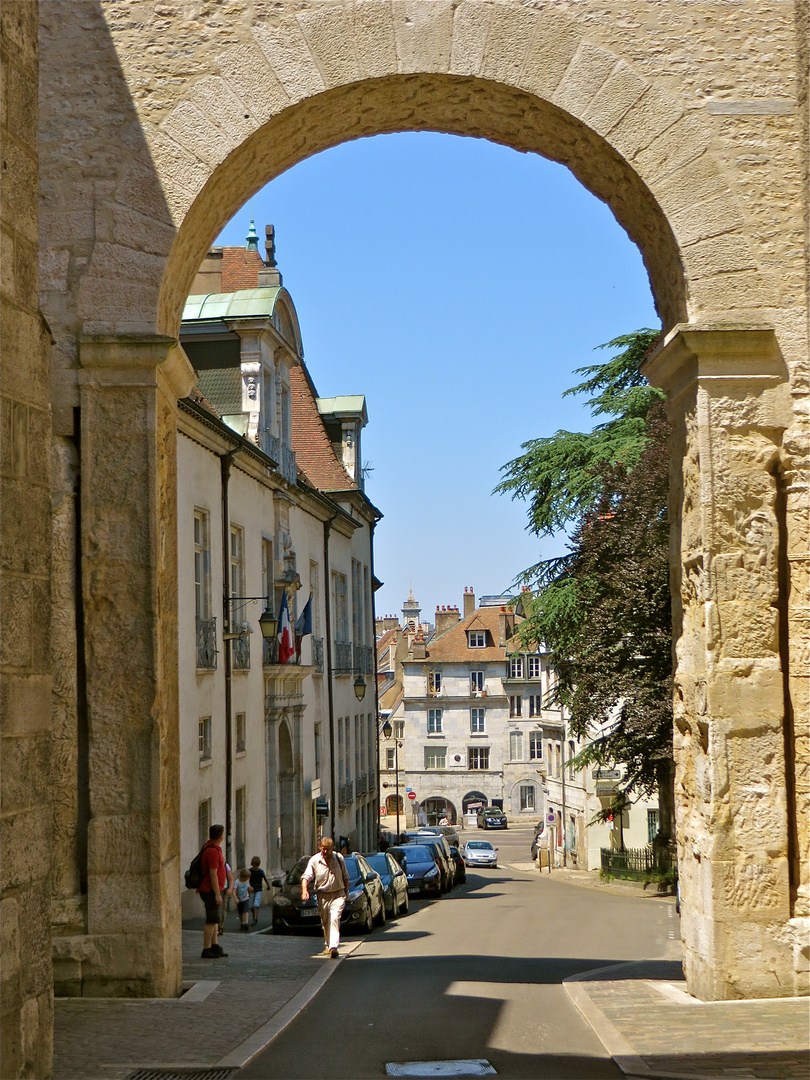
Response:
277,590,294,664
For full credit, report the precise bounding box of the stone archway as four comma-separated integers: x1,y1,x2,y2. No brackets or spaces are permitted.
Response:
278,720,297,871
34,0,808,1008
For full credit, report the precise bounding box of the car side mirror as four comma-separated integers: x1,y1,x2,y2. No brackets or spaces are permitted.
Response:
271,877,283,888
401,857,407,870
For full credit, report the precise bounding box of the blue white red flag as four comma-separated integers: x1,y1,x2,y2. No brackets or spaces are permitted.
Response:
277,591,294,664
294,595,313,660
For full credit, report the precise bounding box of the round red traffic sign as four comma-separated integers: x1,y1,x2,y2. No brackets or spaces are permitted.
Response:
407,791,417,801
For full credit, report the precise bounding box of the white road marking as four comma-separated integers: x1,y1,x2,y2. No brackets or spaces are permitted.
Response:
385,1061,497,1077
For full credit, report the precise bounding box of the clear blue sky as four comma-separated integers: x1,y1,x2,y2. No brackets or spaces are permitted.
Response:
215,132,659,625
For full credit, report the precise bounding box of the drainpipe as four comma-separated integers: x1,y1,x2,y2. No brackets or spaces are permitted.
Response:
221,448,238,870
560,717,567,868
323,514,337,841
368,518,382,845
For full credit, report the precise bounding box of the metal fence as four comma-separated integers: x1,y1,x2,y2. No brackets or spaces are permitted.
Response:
231,627,250,670
353,643,374,675
600,846,676,881
311,637,324,673
196,617,217,670
334,642,353,673
338,780,354,809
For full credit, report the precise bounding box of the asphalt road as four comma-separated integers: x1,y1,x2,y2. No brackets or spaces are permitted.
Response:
239,825,669,1079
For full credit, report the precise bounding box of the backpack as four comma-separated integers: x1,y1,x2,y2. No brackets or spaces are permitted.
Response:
185,846,205,890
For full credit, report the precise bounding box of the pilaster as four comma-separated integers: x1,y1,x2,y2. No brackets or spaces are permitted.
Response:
643,325,802,1000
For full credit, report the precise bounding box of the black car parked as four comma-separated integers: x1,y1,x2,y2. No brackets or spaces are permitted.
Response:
448,845,466,884
400,832,455,891
362,851,410,917
388,844,442,897
271,853,386,934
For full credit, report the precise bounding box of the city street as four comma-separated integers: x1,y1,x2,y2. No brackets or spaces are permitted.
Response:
240,824,672,1079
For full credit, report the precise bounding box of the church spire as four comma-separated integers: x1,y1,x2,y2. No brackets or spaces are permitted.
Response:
245,210,259,252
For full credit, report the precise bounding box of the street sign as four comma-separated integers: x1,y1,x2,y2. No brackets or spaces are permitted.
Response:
407,791,416,801
315,797,329,817
547,812,555,823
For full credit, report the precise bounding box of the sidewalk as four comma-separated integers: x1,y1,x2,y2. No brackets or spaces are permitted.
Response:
53,921,359,1080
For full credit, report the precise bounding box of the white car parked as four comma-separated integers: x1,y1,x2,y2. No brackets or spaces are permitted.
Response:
462,840,498,868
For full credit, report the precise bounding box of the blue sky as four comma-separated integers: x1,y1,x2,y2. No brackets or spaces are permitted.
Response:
215,132,659,625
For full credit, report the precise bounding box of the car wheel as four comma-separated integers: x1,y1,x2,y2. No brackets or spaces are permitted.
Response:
273,919,290,935
400,891,409,916
373,893,386,927
362,898,374,933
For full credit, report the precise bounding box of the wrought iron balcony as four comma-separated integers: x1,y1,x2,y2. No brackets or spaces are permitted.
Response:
334,642,353,674
231,625,250,670
353,643,374,675
196,616,217,670
338,780,354,809
281,446,297,484
261,430,280,464
355,772,368,797
312,636,324,673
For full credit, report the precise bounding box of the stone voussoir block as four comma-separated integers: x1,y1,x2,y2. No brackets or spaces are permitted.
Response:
297,7,361,88
252,18,326,103
393,0,454,75
449,0,493,77
552,41,617,118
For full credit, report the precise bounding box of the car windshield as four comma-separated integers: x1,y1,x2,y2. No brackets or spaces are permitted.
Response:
364,854,390,876
342,856,364,885
466,841,494,850
393,845,432,862
285,858,309,885
485,810,504,816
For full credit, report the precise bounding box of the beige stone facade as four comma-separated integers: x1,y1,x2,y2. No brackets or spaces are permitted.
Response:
1,1,808,1075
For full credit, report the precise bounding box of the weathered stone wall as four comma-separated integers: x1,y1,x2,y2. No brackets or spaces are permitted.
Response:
0,3,54,1076
26,0,808,1014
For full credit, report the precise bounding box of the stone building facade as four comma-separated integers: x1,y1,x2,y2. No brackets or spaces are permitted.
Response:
1,2,809,1075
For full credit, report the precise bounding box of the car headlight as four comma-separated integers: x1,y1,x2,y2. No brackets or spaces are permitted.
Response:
273,895,292,907
425,866,439,878
346,887,364,905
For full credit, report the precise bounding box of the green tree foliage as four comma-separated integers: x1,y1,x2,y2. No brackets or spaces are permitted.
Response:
499,330,674,819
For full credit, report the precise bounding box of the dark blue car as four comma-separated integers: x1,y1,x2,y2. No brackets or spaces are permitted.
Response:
389,844,442,897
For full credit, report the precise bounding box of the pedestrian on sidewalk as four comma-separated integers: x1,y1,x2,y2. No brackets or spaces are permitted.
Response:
198,824,228,959
300,837,349,959
249,856,270,926
218,861,235,936
234,869,253,932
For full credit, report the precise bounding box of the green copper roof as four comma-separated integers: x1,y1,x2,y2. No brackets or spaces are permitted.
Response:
317,396,366,416
182,288,283,322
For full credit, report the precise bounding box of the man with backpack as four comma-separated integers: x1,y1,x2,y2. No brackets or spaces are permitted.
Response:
196,824,229,958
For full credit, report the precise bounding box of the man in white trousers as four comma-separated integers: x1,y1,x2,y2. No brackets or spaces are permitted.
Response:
300,836,350,958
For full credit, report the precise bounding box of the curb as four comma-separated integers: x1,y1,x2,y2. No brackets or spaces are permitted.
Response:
215,939,362,1069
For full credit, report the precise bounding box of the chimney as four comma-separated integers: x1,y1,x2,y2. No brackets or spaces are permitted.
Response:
411,632,426,660
463,587,476,619
257,224,283,287
499,606,516,647
434,604,461,637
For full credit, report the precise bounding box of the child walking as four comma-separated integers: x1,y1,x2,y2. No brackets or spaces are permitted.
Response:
249,856,270,926
234,869,253,932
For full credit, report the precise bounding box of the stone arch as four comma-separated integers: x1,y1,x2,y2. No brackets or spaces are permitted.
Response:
278,718,296,870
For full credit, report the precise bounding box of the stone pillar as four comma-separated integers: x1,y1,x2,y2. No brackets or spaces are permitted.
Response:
643,325,802,1000
75,335,194,997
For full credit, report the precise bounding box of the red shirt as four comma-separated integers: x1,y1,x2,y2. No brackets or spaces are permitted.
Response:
199,840,226,893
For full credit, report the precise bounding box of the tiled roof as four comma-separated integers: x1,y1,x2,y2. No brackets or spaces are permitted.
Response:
406,606,517,663
196,367,242,415
221,248,264,291
290,365,356,492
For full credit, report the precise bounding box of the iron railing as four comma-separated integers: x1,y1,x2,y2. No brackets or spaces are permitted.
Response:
355,772,368,797
311,637,324,673
261,431,280,464
600,846,676,881
281,446,297,484
231,625,250,670
353,643,374,675
338,780,354,809
334,642,353,673
196,617,217,670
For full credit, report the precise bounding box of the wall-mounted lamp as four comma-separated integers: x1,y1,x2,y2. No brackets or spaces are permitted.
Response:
353,674,367,701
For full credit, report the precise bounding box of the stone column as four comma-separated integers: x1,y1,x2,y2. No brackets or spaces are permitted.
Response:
643,325,801,1000
75,335,194,997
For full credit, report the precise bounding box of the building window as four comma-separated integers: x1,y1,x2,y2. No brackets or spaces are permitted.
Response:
386,747,396,770
528,656,542,679
467,630,486,648
235,712,246,754
510,731,524,760
314,723,321,780
309,560,320,635
198,799,212,849
425,746,446,770
427,708,443,734
567,814,577,852
199,717,212,762
509,655,524,679
194,510,211,619
352,559,363,645
470,708,486,734
568,740,576,779
468,746,490,770
332,571,349,643
235,786,246,871
470,670,484,693
363,565,371,646
520,785,535,811
393,720,404,740
555,743,561,777
509,695,522,718
548,742,554,773
647,809,659,844
428,670,442,695
355,715,361,781
338,718,344,786
229,524,245,600
528,694,542,717
262,537,274,608
529,732,543,760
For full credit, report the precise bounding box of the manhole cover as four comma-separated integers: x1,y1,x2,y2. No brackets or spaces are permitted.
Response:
126,1070,237,1080
386,1062,497,1077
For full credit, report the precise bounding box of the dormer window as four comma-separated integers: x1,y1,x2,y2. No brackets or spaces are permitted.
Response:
509,656,524,679
468,630,486,648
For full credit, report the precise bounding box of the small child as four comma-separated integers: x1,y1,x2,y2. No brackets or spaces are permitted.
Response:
249,856,270,926
234,869,253,932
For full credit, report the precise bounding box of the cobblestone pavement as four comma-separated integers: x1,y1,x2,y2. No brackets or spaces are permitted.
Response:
564,960,810,1080
53,926,335,1080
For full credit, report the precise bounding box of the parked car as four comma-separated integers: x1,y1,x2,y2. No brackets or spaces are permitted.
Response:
271,853,386,934
462,840,499,868
477,807,508,829
363,851,410,917
448,845,466,884
389,844,442,898
416,824,461,850
400,833,454,891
